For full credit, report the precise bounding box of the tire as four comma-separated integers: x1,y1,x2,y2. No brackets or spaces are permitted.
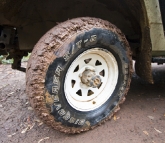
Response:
26,17,132,134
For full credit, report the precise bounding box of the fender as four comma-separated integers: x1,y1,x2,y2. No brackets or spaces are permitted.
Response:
135,0,165,84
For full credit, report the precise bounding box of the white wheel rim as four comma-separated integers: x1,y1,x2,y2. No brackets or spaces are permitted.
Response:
64,48,119,111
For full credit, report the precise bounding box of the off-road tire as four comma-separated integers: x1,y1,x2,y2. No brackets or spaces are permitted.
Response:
26,17,132,134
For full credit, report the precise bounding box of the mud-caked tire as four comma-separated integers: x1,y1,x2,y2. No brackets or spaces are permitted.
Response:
26,17,132,134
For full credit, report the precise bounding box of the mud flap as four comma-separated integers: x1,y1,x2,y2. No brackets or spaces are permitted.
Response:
135,27,154,84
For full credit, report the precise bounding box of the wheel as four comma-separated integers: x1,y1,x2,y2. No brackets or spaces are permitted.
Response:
26,17,132,134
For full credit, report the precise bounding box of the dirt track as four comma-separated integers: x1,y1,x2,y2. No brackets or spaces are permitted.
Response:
0,63,165,143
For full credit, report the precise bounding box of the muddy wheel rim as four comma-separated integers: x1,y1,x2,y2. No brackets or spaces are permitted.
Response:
64,48,119,111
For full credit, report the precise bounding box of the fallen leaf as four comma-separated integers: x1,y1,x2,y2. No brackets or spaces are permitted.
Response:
38,137,49,143
113,115,117,121
21,127,29,134
154,128,162,134
143,131,149,136
28,107,33,110
21,123,35,134
8,133,16,137
148,116,154,120
38,122,43,126
28,123,35,130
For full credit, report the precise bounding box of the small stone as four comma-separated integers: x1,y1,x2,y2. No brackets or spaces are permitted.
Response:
148,116,154,120
28,107,33,110
143,131,149,136
0,104,3,108
7,133,16,137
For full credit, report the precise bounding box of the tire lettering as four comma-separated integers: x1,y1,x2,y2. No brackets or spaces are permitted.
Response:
118,90,123,97
53,75,59,84
54,103,61,110
76,40,82,48
123,81,126,87
63,111,70,120
90,35,97,42
58,109,66,116
124,75,128,81
124,63,129,69
120,86,124,92
124,69,128,74
50,105,54,113
78,119,86,126
68,117,76,123
85,121,91,126
55,65,63,76
114,34,117,39
71,45,75,54
54,95,59,102
84,39,88,43
63,51,70,61
74,119,80,125
52,85,59,94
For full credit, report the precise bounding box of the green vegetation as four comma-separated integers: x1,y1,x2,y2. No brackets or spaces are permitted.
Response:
0,53,31,64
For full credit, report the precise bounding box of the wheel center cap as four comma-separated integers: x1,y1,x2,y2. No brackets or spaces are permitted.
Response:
80,68,101,88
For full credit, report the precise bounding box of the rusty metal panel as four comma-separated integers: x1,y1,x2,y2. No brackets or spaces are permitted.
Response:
135,27,153,84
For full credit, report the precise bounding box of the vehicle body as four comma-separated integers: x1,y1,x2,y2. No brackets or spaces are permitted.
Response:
0,0,165,133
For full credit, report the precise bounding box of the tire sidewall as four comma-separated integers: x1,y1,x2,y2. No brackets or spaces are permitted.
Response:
45,28,129,128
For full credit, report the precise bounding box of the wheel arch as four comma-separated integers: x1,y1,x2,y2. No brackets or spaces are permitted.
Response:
0,0,139,50
0,0,154,83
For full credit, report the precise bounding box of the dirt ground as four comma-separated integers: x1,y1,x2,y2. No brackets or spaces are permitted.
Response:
0,62,165,143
